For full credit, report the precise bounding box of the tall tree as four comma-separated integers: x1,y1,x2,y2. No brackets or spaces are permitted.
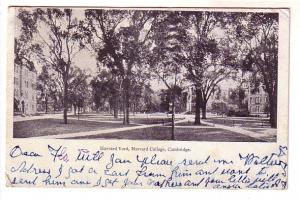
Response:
229,12,278,128
81,9,156,124
158,86,184,113
37,66,62,113
129,65,152,114
14,37,38,73
68,67,90,115
90,69,121,117
148,11,188,139
184,12,237,123
228,86,247,109
141,84,158,113
18,8,83,124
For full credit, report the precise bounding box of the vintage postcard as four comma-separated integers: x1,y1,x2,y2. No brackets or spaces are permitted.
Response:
6,6,289,189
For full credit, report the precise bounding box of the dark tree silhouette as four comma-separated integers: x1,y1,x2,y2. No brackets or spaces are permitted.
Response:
18,8,83,124
148,11,188,139
81,9,156,124
184,12,237,123
229,12,278,128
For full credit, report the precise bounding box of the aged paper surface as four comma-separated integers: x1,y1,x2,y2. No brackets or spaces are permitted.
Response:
6,6,289,189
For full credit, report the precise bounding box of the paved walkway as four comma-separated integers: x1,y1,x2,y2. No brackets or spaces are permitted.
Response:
164,125,219,129
207,116,269,123
68,117,125,124
18,113,275,142
201,120,274,142
181,115,275,142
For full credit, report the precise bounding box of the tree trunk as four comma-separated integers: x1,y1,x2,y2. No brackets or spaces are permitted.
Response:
109,106,112,115
269,93,277,128
201,101,207,119
171,99,175,140
133,104,136,116
77,106,80,120
112,93,119,118
122,90,128,125
122,78,130,125
126,95,130,124
45,97,48,114
126,80,130,125
194,89,201,125
74,104,77,116
63,79,68,124
113,108,118,119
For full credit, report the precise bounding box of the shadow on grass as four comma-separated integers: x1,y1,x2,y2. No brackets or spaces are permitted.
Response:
204,118,271,128
68,126,265,142
13,118,136,138
175,121,210,126
68,115,180,125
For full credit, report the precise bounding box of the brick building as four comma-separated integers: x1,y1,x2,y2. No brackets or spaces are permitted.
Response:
14,64,37,115
183,81,269,116
241,82,269,116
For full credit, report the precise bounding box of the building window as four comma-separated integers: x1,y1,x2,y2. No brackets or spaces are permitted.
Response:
14,78,19,85
256,106,260,112
255,97,260,104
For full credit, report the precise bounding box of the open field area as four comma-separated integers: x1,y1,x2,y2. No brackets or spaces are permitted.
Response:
68,114,179,125
204,117,271,128
67,126,264,142
13,112,276,142
13,118,136,138
12,9,279,143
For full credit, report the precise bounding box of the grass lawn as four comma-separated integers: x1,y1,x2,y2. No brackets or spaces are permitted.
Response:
68,126,264,142
68,114,179,125
204,117,271,128
68,114,122,121
175,121,210,126
13,118,136,138
131,118,179,124
244,128,277,142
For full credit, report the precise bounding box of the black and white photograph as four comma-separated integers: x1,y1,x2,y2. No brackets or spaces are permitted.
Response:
12,7,279,142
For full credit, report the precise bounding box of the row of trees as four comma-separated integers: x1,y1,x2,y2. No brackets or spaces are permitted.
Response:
16,8,279,134
90,70,157,116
